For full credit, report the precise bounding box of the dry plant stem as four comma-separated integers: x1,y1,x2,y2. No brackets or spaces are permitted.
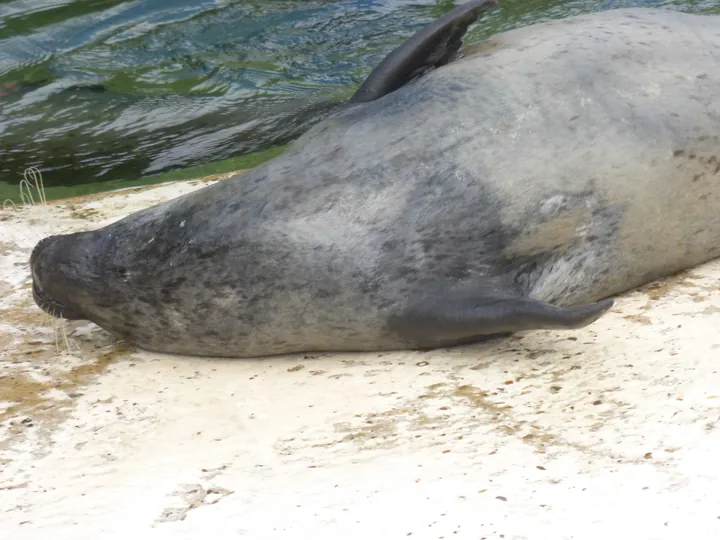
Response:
19,167,47,207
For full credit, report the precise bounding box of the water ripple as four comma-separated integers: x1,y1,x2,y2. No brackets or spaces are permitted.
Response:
0,0,716,187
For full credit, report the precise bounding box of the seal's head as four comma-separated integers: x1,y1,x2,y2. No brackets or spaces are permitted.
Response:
30,231,104,321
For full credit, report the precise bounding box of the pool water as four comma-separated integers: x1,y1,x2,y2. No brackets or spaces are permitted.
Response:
0,0,716,196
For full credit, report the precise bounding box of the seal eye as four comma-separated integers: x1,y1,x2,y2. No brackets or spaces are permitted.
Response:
514,261,539,291
116,266,128,279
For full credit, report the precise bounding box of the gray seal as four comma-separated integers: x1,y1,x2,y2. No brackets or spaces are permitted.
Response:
30,3,720,358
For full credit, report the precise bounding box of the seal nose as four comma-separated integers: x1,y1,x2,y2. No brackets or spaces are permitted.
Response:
30,235,57,284
29,233,87,320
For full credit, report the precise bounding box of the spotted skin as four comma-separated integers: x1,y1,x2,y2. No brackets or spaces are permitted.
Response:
31,8,720,357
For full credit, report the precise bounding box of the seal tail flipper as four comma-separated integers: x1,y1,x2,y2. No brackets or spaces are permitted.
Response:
349,0,498,103
391,293,614,349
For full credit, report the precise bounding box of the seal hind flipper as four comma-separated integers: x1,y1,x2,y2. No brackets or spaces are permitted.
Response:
349,0,498,103
392,291,613,349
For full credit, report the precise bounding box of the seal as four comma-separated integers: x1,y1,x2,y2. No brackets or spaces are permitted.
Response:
30,2,720,358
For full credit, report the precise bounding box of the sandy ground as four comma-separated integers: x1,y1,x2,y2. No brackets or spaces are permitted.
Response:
1,174,720,540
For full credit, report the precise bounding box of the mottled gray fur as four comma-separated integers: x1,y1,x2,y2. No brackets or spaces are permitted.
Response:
31,8,720,357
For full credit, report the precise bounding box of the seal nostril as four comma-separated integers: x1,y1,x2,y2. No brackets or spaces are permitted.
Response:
30,236,49,268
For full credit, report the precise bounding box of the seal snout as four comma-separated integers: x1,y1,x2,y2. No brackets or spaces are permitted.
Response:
30,234,86,320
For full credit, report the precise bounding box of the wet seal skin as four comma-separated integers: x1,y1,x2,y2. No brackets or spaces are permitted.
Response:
29,3,720,358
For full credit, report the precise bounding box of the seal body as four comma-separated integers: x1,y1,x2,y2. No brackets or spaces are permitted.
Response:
30,7,720,357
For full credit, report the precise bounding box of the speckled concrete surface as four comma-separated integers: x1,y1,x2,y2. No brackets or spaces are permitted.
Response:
2,177,720,540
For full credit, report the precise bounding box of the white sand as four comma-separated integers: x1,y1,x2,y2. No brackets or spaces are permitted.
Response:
1,176,720,540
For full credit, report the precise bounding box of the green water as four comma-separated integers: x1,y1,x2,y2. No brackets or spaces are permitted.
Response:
0,0,717,203
2,145,288,203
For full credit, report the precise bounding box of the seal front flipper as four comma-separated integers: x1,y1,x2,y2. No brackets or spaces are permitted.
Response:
349,0,498,103
391,290,613,349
